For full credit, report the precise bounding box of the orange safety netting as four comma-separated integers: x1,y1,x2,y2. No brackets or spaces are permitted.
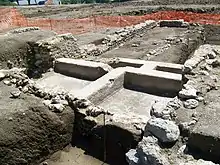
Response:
0,8,220,34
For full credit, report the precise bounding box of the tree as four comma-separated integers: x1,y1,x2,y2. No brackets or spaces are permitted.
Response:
0,0,16,5
96,0,109,3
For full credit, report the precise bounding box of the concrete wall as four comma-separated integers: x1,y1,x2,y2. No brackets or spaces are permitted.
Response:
124,70,182,95
54,58,112,81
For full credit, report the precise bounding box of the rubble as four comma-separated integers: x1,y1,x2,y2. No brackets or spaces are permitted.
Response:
145,118,180,143
0,19,219,165
0,71,5,80
183,99,199,109
30,33,81,77
207,51,217,59
150,97,182,119
179,87,197,99
126,149,140,165
126,136,170,165
179,159,218,165
10,90,21,98
9,27,40,34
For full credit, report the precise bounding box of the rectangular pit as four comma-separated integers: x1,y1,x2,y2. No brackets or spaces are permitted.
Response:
36,58,112,93
76,66,182,118
98,87,172,117
101,26,203,64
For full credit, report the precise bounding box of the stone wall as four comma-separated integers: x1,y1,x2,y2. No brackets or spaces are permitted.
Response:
28,21,156,77
28,33,82,77
81,20,157,57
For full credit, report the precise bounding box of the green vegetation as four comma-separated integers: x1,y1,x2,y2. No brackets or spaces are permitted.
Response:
61,0,126,4
0,0,16,5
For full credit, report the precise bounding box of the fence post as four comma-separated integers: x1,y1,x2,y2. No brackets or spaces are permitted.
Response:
50,19,52,30
93,15,96,31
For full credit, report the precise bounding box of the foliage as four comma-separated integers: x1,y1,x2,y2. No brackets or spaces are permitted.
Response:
61,0,107,4
0,0,16,5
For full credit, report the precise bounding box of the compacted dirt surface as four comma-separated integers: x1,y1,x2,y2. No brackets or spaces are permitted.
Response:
1,1,220,165
101,26,203,64
17,3,220,19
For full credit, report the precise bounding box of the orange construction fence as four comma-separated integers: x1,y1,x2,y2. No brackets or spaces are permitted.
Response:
0,8,220,34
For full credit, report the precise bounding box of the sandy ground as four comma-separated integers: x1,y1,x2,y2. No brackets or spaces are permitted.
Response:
101,26,202,64
41,145,108,165
75,28,120,45
99,88,172,116
16,3,220,19
36,72,91,93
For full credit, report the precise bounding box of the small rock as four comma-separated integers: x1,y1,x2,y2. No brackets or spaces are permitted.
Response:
189,120,197,125
50,104,65,113
177,145,187,155
179,88,197,99
150,101,167,118
184,99,199,109
10,78,17,84
205,65,212,71
149,50,156,55
213,48,220,55
210,75,218,82
77,99,91,108
0,72,5,80
196,96,204,102
60,100,68,105
10,90,21,98
3,80,11,85
183,64,193,73
179,122,190,133
43,100,51,106
180,159,218,165
126,149,140,165
206,59,218,65
51,95,61,104
7,60,14,69
22,86,29,93
192,112,197,118
211,59,220,67
207,51,216,59
48,68,53,72
166,97,182,110
8,117,13,121
137,136,170,165
199,70,209,76
132,43,139,47
86,106,110,117
42,162,48,165
145,118,180,143
23,79,29,85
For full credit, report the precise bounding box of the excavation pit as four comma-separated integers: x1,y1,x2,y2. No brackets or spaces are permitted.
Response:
35,58,112,94
101,26,203,64
75,63,183,116
98,87,172,117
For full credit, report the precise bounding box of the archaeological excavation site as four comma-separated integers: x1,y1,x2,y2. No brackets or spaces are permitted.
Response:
0,1,220,165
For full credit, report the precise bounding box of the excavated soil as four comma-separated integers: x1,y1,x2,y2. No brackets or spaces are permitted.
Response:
0,29,55,69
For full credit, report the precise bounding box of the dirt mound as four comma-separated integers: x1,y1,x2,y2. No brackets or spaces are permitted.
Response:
0,28,55,69
0,81,74,165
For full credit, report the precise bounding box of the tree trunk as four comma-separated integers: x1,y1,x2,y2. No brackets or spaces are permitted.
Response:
16,0,19,5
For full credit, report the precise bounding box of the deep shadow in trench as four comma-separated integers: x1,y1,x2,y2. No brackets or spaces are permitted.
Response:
71,112,142,165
